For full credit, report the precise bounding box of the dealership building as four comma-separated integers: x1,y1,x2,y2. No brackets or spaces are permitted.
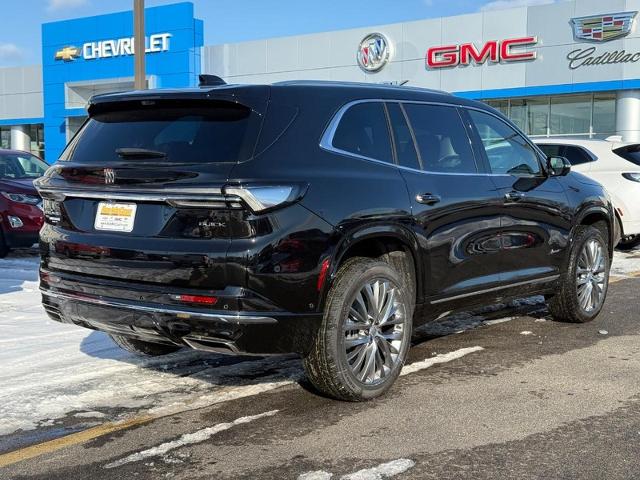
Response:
1,0,640,162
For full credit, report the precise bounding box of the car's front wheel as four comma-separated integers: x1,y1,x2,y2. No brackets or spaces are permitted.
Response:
109,334,182,356
303,257,413,401
547,225,610,323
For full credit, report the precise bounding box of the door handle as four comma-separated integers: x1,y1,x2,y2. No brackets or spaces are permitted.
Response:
416,193,441,205
504,191,525,201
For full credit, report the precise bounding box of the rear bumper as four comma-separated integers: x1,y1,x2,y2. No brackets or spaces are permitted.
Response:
40,284,322,356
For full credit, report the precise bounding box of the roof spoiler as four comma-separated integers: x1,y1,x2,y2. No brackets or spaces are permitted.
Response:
199,74,226,87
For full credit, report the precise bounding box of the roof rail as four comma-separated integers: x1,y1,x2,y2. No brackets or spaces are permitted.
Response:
199,74,226,87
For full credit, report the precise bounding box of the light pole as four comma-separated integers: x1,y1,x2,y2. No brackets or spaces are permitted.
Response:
133,0,146,89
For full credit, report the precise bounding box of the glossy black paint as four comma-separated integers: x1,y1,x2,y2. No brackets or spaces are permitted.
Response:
36,81,614,355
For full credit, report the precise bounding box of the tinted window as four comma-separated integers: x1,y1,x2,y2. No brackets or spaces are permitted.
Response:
562,146,593,166
386,103,420,170
537,144,562,158
0,153,47,179
61,101,263,164
403,104,477,174
469,110,542,176
614,144,640,167
332,102,393,163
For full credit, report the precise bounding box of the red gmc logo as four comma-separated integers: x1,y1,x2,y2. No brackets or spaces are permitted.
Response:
426,36,538,68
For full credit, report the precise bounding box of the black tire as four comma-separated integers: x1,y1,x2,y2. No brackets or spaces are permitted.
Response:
547,225,610,323
0,229,9,258
109,334,181,356
616,235,640,251
303,257,413,401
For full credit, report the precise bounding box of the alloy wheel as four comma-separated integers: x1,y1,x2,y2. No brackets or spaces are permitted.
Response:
576,238,607,313
343,278,407,385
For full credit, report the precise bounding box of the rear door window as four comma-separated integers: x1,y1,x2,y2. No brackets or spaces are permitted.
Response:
331,102,393,163
61,100,263,164
403,103,478,174
386,103,421,171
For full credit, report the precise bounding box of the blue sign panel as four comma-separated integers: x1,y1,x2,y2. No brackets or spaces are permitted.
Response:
42,2,203,161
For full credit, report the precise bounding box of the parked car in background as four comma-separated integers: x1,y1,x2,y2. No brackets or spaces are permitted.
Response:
535,138,640,250
0,150,46,257
36,80,614,401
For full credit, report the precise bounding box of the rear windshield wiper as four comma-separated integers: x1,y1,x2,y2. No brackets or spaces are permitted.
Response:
116,147,167,159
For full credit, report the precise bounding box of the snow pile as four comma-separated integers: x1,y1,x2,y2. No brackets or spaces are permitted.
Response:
105,410,279,468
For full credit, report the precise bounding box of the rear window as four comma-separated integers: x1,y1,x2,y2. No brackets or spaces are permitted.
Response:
614,144,640,167
61,101,263,164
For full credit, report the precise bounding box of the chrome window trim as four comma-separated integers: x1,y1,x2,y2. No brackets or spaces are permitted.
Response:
319,98,524,178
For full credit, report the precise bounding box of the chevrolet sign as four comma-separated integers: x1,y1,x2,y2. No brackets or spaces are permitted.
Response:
55,33,171,61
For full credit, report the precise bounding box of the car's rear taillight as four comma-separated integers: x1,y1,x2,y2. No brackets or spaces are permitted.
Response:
223,184,307,213
43,199,61,224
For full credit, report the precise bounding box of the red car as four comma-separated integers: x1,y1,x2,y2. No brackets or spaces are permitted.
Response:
0,150,47,257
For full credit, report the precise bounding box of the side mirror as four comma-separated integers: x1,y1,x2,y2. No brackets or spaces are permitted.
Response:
547,156,571,177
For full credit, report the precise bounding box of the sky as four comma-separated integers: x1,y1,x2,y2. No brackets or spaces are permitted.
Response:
0,0,559,67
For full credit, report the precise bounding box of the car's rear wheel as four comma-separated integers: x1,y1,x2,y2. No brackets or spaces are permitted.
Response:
547,225,610,323
109,334,182,356
303,257,413,401
0,229,9,258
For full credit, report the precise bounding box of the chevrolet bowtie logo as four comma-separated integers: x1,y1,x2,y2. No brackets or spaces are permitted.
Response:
54,46,81,61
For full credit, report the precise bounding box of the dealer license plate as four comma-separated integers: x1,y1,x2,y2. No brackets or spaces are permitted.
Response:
94,202,137,233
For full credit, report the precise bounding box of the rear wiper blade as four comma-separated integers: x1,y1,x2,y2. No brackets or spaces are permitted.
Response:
116,147,167,159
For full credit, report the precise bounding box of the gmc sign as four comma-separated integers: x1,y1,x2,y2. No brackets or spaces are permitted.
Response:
426,36,538,69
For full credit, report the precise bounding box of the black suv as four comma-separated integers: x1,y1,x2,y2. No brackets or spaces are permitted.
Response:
36,80,614,401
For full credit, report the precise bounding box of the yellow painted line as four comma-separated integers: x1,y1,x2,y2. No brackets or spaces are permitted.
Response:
0,414,155,468
610,270,640,283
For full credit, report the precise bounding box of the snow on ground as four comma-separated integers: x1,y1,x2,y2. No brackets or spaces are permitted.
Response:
0,245,638,440
611,248,640,277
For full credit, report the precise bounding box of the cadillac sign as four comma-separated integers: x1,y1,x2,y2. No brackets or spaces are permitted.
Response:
571,11,637,42
357,33,391,72
567,11,640,70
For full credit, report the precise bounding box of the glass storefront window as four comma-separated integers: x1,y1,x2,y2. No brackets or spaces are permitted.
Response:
550,95,591,135
482,92,617,138
29,124,45,160
509,99,527,132
593,93,616,136
0,127,9,149
527,98,549,136
486,100,508,117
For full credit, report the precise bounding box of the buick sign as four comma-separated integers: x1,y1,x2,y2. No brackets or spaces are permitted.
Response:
357,33,391,72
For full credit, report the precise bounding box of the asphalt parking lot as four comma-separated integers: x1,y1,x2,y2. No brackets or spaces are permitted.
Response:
1,247,640,479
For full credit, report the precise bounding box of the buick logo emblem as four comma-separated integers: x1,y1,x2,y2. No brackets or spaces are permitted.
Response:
104,168,116,185
357,33,391,72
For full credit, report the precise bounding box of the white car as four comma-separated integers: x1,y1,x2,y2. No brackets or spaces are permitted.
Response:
535,138,640,250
